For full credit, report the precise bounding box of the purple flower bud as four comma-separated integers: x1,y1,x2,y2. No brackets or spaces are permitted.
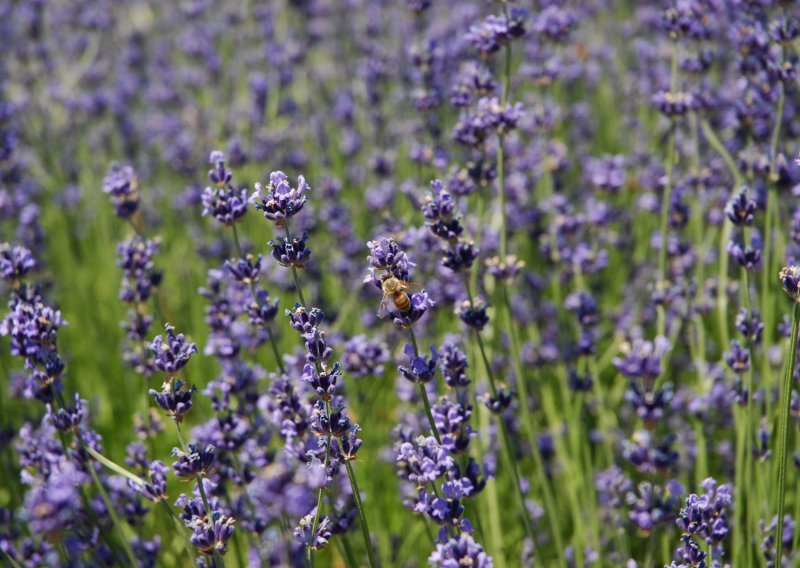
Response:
480,388,515,414
224,254,262,284
190,512,236,556
457,298,489,331
724,188,757,227
310,401,351,438
300,362,340,400
332,425,363,461
45,393,84,432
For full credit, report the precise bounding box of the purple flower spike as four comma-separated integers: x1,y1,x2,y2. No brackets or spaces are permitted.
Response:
150,379,196,422
149,324,198,375
429,533,494,568
295,508,332,550
45,393,85,432
250,171,309,227
399,343,439,384
190,512,236,556
268,233,312,268
780,266,800,301
172,443,216,478
102,163,139,218
134,461,169,503
0,243,36,281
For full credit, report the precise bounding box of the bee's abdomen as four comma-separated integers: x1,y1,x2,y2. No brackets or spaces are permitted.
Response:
394,291,411,312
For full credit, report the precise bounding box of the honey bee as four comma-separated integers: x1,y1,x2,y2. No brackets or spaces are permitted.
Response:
379,273,418,316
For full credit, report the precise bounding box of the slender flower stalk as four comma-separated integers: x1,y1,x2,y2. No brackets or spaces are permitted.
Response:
408,326,442,444
656,39,679,339
231,222,285,374
762,35,788,423
254,172,376,567
776,267,800,568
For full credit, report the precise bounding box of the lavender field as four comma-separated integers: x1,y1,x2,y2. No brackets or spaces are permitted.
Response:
3,1,800,566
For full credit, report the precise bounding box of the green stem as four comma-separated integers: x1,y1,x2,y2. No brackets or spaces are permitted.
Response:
2,550,23,568
499,283,566,563
472,325,536,546
160,500,197,563
284,222,308,307
232,223,286,374
87,457,139,566
699,120,744,186
501,4,512,106
657,40,679,338
775,301,800,568
344,460,377,568
498,135,507,262
408,326,442,444
309,425,333,567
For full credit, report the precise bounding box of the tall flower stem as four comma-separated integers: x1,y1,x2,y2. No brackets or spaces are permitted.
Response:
196,471,226,568
407,326,442,444
775,301,799,568
231,223,286,374
176,421,225,568
86,462,140,566
281,219,375,567
730,243,757,563
463,278,536,549
496,279,565,562
762,68,787,415
345,460,377,568
309,414,333,568
284,223,308,307
700,119,743,353
656,39,679,339
52,392,138,566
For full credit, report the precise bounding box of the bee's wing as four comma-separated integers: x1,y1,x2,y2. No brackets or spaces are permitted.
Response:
377,295,394,318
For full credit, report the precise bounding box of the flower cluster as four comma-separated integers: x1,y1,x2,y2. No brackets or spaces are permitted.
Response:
365,238,435,328
201,151,248,225
102,163,140,218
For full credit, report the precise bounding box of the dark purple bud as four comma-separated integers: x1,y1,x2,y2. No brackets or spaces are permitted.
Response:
269,233,311,269
399,343,438,384
150,379,196,422
149,324,198,375
0,243,36,281
172,443,216,478
102,163,139,218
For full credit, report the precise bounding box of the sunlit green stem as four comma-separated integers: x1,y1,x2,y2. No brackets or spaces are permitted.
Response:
657,39,679,338
775,301,800,568
344,460,377,568
284,222,308,307
232,222,286,374
87,455,139,566
408,326,442,444
52,392,137,566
